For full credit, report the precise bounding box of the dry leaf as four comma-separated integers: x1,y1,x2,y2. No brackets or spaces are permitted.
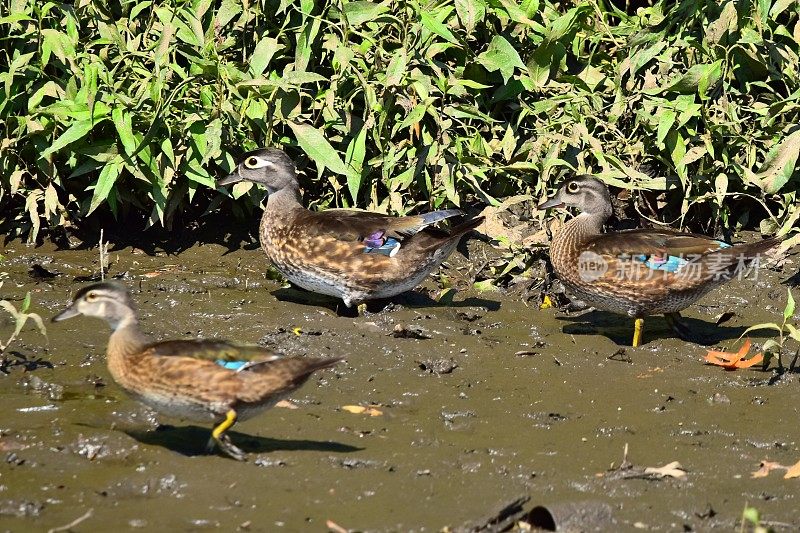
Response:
342,405,383,416
783,459,800,479
326,519,348,533
751,460,783,478
275,400,298,410
704,339,764,370
643,461,686,478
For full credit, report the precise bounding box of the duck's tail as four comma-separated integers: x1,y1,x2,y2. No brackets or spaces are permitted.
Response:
695,237,781,281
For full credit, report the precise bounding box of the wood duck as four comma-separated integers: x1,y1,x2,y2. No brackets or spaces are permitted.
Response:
52,282,342,461
217,148,484,311
538,175,779,347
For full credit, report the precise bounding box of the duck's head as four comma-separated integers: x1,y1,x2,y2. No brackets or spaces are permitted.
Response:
52,281,137,330
537,175,613,217
217,148,297,194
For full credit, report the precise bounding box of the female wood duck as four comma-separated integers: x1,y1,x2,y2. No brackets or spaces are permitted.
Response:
52,282,342,461
538,175,779,347
217,148,484,311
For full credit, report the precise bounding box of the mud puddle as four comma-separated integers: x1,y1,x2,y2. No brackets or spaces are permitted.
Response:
0,237,798,531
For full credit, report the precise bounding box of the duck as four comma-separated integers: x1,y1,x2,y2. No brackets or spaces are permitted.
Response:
216,148,484,312
51,281,343,460
537,175,779,347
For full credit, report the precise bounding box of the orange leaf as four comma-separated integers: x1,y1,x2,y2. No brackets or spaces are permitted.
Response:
704,339,762,369
751,460,783,478
784,459,800,479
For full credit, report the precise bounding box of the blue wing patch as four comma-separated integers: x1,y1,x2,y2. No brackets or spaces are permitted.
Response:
216,360,248,370
364,238,401,257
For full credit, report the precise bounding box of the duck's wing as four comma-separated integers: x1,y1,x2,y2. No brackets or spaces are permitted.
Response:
293,208,465,256
141,340,279,371
586,228,728,260
584,229,777,285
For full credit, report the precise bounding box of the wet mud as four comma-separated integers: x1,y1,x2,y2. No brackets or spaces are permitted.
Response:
0,237,798,531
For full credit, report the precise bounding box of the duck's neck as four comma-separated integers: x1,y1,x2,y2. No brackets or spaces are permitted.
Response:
106,316,150,383
266,184,302,212
550,212,608,271
260,184,303,253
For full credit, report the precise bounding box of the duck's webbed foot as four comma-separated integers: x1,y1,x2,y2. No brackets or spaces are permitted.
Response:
207,409,246,461
664,312,694,342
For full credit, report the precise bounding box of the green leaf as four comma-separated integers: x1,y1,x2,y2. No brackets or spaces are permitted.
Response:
112,107,136,156
420,11,458,44
545,5,591,42
454,0,485,34
477,35,526,83
343,1,389,26
345,127,367,203
288,122,357,179
250,36,283,76
745,129,800,194
88,156,124,215
384,49,407,86
784,289,795,322
41,119,102,157
740,322,784,337
656,109,676,149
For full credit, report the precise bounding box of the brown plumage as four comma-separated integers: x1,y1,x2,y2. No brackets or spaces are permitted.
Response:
539,175,779,346
218,148,484,308
52,282,343,460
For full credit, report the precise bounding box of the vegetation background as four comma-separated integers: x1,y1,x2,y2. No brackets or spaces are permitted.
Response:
1,0,798,267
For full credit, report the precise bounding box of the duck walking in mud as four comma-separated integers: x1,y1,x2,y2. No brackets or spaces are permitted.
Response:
538,175,779,347
217,148,484,312
52,282,342,460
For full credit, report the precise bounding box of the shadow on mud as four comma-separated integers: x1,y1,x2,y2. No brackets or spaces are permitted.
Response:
557,310,771,346
125,424,362,457
271,287,501,316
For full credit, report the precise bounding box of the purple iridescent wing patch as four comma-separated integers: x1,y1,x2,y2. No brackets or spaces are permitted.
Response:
363,231,386,248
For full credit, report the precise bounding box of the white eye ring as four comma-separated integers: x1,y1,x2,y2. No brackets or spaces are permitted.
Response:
567,182,580,193
244,156,275,169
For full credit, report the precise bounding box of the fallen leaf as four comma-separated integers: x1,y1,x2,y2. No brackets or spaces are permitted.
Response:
751,460,783,478
704,339,764,370
643,461,686,479
275,400,298,410
326,519,348,533
342,405,383,417
784,459,800,479
539,295,553,309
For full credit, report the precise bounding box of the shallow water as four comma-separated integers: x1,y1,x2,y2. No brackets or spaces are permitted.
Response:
0,238,798,531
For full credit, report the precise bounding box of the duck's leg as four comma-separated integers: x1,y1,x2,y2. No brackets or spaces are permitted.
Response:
357,303,368,316
664,312,693,341
207,409,246,461
632,318,644,347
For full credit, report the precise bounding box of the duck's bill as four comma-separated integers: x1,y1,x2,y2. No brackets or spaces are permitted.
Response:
216,172,242,186
537,197,565,210
51,306,81,322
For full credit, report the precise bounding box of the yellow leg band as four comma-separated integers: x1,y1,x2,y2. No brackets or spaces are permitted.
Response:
212,409,237,440
357,303,368,316
632,318,644,347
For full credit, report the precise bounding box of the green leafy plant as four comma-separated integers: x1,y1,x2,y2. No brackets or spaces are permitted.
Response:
0,0,797,260
0,282,48,367
740,504,774,533
741,288,799,371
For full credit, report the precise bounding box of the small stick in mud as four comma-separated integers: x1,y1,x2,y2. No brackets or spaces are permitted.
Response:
47,508,93,533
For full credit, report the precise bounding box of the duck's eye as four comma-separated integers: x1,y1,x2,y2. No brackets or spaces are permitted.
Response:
244,157,260,169
85,292,97,302
567,182,580,193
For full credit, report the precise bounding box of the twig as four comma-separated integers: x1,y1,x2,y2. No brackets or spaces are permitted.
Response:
99,229,106,281
48,508,93,533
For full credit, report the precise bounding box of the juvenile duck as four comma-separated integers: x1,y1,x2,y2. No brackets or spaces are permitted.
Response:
217,148,484,310
538,175,779,347
52,282,342,460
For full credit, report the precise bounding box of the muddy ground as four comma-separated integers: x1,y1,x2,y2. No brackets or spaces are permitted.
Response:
0,233,798,532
